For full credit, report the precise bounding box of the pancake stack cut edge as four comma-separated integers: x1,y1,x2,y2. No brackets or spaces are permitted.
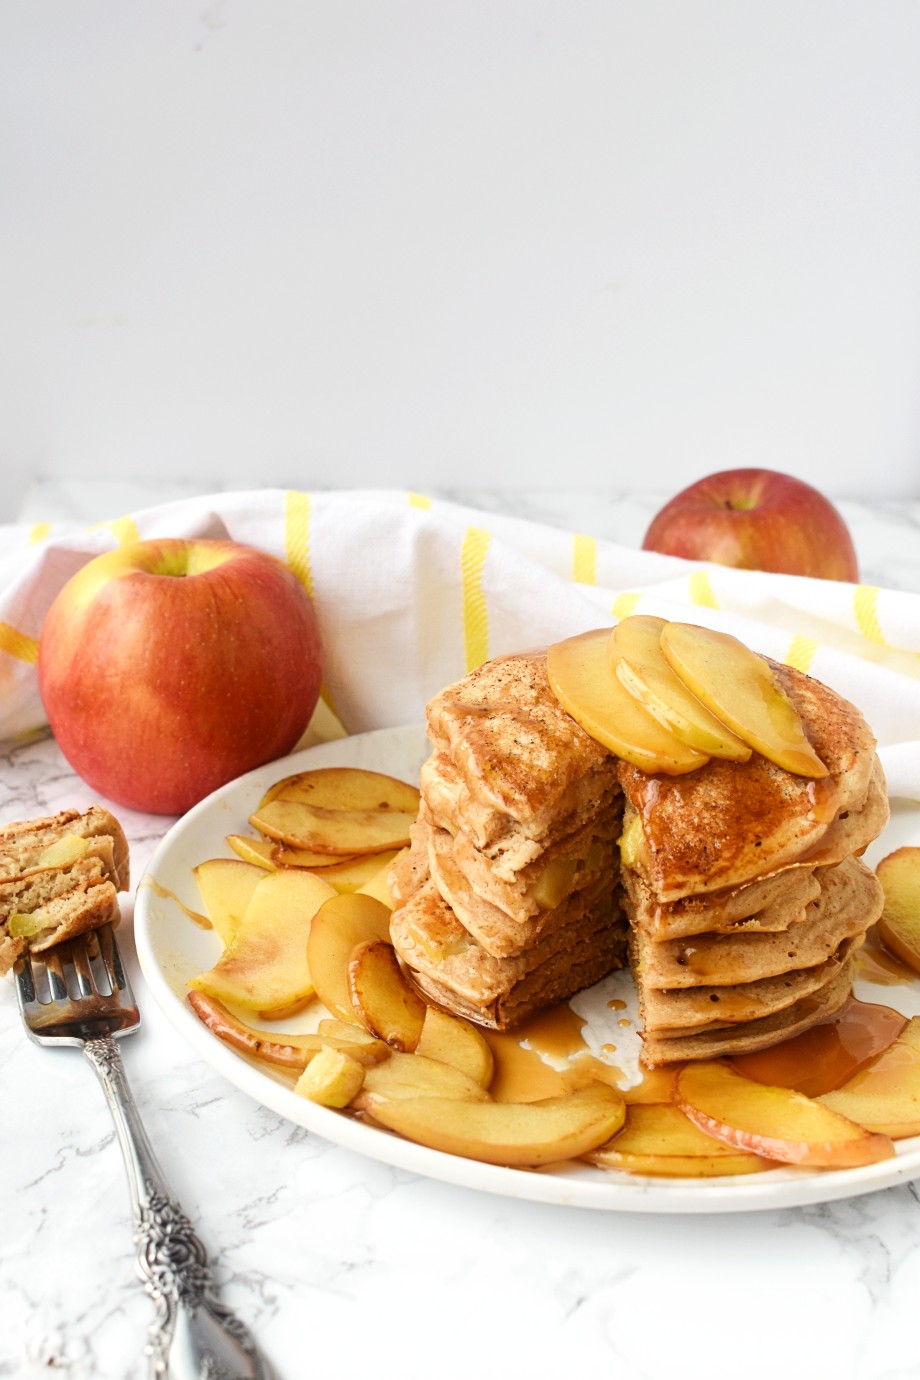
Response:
0,806,130,976
389,643,890,1066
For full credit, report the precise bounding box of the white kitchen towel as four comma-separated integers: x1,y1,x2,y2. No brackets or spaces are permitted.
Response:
1,488,918,811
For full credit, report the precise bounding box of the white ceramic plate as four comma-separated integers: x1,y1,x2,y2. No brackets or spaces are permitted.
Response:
135,725,920,1214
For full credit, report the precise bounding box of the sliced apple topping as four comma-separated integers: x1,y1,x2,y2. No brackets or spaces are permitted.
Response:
547,629,710,775
347,938,427,1051
675,1060,893,1168
187,991,390,1070
189,867,337,1016
818,1017,920,1138
660,622,828,778
194,857,267,945
295,1046,367,1108
610,615,751,761
306,892,394,1023
364,1083,626,1167
586,1102,770,1177
875,847,920,976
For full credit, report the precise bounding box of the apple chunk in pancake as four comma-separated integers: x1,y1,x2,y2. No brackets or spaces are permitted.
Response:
660,622,827,778
189,867,335,1015
610,616,750,761
547,629,709,775
675,1061,894,1168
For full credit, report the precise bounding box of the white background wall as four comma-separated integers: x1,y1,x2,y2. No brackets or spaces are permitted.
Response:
2,1,919,520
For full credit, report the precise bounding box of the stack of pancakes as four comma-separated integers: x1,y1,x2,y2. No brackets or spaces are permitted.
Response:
389,652,629,1027
390,646,890,1065
621,660,888,1064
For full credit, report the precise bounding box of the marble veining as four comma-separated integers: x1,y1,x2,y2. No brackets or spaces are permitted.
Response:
2,487,920,1380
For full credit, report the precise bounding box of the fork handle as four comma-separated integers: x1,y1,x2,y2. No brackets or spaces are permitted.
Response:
84,1035,275,1380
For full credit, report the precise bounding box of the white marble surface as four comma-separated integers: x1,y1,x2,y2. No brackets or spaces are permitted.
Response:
3,487,920,1380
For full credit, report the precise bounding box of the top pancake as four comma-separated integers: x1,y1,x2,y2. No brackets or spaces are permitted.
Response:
425,651,619,840
617,661,885,903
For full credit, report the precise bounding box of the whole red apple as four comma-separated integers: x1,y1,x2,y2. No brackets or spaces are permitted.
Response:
38,538,323,815
642,469,859,581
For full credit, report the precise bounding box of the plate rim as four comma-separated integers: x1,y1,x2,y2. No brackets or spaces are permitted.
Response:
134,725,920,1215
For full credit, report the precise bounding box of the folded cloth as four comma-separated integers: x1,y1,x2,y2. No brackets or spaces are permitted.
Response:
1,488,919,816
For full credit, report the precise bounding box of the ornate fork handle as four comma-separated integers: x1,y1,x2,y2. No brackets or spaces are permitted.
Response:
84,1036,274,1380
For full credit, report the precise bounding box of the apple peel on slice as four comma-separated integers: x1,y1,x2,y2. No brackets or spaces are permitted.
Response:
547,629,710,775
187,990,390,1070
586,1102,771,1178
306,892,394,1022
675,1061,893,1168
347,938,427,1051
610,616,751,762
660,622,828,778
365,1083,626,1167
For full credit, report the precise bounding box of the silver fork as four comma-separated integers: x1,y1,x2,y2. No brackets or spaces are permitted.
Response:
14,924,275,1380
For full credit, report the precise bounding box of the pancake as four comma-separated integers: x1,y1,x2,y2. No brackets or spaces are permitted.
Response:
640,957,856,1065
634,856,882,989
424,652,620,855
391,880,628,1029
618,663,885,904
623,863,823,941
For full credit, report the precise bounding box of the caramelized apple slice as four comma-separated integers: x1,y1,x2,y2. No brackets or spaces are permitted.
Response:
269,767,421,813
611,616,751,761
365,1084,626,1167
675,1061,893,1167
875,847,920,976
189,868,335,1015
347,939,427,1051
415,1006,495,1089
275,849,399,894
250,798,416,856
187,991,389,1069
547,629,709,775
586,1102,770,1177
660,622,827,777
357,849,405,909
306,892,393,1022
295,1046,367,1107
225,834,277,870
353,1050,490,1110
268,843,359,868
818,1018,920,1138
194,857,267,945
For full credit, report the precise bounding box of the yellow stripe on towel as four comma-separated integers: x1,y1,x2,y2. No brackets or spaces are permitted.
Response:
853,585,887,646
689,570,718,609
573,534,597,585
611,592,641,621
29,523,52,544
98,514,141,547
284,490,315,598
408,492,432,510
461,527,491,672
784,635,818,674
0,622,39,664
